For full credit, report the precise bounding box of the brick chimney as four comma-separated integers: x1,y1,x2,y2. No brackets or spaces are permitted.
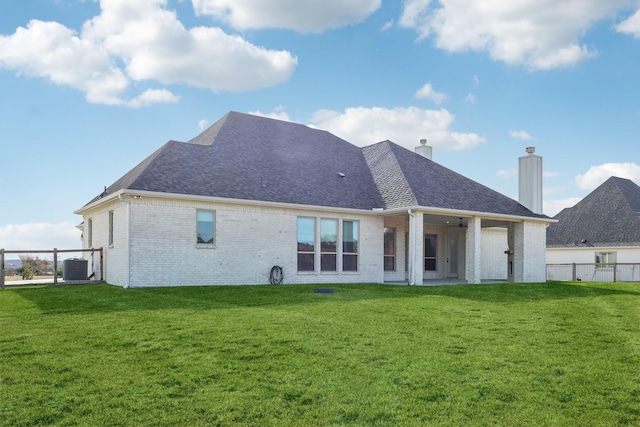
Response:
415,138,432,160
518,146,543,214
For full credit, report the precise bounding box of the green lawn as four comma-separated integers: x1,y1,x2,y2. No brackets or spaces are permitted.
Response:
1,282,639,426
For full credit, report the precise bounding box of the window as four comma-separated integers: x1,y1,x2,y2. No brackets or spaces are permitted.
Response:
595,251,616,269
197,210,215,244
343,220,359,272
108,211,114,246
384,227,396,271
425,234,437,271
297,217,315,271
88,218,93,247
321,219,337,271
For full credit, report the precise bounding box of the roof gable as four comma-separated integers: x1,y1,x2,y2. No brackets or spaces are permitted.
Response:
364,140,543,218
547,176,640,247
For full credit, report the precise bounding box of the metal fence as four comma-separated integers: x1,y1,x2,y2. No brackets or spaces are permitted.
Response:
547,263,640,283
0,248,103,289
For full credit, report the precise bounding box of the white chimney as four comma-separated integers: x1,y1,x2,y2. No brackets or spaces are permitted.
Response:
518,146,543,214
415,138,432,160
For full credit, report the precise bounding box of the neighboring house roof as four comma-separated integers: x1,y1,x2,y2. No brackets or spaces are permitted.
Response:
83,111,546,220
547,176,640,248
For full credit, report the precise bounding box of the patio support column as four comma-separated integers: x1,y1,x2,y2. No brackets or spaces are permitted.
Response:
408,210,424,285
465,216,482,284
512,221,547,283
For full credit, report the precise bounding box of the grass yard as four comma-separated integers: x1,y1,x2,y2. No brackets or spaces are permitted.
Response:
1,282,639,426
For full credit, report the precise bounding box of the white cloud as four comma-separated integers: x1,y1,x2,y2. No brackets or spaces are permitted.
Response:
574,162,640,190
127,89,179,108
249,106,291,122
309,106,485,151
381,20,394,31
0,0,297,106
198,119,209,130
0,20,129,106
508,130,534,140
399,0,631,70
192,0,381,32
616,9,640,38
544,197,582,217
414,82,447,104
0,223,82,254
464,93,476,104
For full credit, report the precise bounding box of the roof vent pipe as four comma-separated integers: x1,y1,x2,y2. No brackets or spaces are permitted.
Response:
415,138,432,160
518,146,543,214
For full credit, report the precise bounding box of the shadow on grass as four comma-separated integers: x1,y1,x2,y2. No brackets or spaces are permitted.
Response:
2,281,639,316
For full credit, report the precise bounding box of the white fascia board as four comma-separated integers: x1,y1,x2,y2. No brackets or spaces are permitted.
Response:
381,205,557,224
76,189,385,216
74,190,125,216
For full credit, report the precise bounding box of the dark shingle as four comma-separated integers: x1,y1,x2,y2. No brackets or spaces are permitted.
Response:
364,140,544,218
546,176,640,247
88,112,384,210
85,112,547,221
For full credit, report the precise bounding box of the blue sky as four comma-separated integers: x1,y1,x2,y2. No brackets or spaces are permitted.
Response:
2,0,640,253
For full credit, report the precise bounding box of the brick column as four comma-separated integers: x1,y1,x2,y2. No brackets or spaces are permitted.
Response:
408,210,424,285
465,216,482,284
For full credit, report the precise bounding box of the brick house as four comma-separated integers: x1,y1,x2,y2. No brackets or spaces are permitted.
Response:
546,176,640,281
75,112,551,287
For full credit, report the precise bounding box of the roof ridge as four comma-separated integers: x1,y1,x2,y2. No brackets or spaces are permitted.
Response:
186,112,232,145
362,141,418,209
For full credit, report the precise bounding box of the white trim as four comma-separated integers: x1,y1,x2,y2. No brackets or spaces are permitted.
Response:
75,190,555,225
382,205,555,224
76,189,383,217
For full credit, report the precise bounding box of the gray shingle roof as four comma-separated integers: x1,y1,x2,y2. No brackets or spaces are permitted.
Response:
88,112,384,210
363,140,544,217
547,176,640,247
85,111,547,220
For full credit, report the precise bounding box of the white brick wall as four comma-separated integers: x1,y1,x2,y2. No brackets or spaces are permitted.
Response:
513,221,547,283
85,197,384,287
481,228,508,280
81,195,549,286
82,201,128,283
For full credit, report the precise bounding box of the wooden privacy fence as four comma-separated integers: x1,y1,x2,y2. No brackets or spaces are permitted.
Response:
0,248,103,289
547,263,640,283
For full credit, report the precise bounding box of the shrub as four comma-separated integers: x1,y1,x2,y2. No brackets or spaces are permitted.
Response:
21,263,34,280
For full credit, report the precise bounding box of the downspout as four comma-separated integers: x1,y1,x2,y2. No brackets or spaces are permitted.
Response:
408,209,415,286
119,194,131,289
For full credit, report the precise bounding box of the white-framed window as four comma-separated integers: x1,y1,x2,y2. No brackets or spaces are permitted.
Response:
342,220,359,272
384,227,396,271
321,219,338,272
108,211,114,246
297,217,315,272
595,251,616,269
296,217,359,273
425,234,437,271
196,210,215,245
